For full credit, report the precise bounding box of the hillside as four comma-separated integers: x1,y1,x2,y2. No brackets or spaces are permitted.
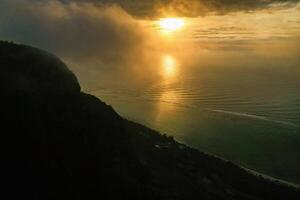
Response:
0,41,299,199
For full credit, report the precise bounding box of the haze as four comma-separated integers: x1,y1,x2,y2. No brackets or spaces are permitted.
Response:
1,0,300,184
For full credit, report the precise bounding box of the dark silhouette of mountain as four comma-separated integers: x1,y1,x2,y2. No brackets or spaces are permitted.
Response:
0,41,299,200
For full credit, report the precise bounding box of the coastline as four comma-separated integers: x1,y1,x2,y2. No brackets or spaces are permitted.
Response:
243,167,300,189
126,118,300,190
178,137,300,189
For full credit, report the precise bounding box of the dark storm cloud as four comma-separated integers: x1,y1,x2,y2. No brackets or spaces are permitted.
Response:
0,0,155,67
60,0,300,17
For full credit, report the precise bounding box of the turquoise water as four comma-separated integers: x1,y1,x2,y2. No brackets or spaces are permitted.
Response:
91,64,300,184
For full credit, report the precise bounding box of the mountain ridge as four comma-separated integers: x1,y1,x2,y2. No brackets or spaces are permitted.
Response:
0,41,299,199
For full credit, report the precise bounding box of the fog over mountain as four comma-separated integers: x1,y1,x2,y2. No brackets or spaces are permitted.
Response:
1,1,300,191
1,41,299,200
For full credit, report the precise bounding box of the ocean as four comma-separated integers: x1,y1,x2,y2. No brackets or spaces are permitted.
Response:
90,62,300,184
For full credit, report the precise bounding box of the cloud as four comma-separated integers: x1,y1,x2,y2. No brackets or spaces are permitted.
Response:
0,1,144,62
59,0,300,18
1,0,299,89
0,0,166,89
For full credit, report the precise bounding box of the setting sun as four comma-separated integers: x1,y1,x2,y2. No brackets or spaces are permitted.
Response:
2,0,300,198
159,18,184,32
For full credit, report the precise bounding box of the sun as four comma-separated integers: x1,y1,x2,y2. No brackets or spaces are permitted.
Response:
159,18,184,32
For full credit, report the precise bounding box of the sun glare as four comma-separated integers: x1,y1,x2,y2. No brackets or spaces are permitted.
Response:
159,18,184,32
163,55,177,77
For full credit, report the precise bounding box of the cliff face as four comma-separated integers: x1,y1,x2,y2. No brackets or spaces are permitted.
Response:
0,41,150,200
0,42,299,200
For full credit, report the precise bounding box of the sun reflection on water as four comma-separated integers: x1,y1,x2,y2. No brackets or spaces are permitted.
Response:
163,55,177,77
155,54,183,124
160,90,181,104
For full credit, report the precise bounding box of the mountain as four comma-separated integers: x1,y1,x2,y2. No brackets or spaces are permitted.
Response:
0,41,299,200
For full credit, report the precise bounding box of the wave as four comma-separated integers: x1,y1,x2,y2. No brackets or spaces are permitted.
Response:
88,85,300,128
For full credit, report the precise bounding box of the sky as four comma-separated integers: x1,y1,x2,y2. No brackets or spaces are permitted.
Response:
0,0,299,89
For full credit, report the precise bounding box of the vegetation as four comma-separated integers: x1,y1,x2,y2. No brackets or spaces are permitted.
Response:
0,41,299,199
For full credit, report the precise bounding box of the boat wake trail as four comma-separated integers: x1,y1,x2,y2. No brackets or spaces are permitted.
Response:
209,109,300,128
89,86,300,128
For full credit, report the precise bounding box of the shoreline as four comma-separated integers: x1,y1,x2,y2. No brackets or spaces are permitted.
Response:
243,167,300,189
183,141,300,189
